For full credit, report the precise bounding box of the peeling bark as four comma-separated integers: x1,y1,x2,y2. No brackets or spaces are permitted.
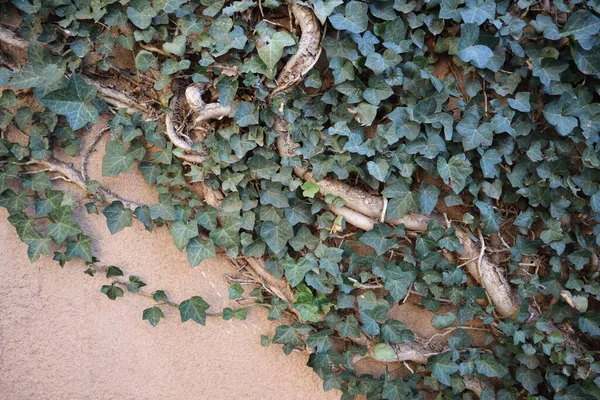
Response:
352,341,441,365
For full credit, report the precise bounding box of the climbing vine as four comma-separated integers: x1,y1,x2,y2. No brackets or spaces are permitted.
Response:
1,0,600,398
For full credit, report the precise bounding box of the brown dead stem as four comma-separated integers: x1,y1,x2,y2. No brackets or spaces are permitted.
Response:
455,229,519,318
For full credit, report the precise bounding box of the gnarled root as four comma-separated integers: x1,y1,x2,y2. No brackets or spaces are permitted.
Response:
165,84,233,163
351,341,442,365
24,157,143,211
243,258,296,305
276,131,434,231
456,229,519,318
269,3,321,98
185,85,233,123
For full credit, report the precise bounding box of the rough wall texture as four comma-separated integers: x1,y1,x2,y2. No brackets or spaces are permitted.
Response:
0,127,339,400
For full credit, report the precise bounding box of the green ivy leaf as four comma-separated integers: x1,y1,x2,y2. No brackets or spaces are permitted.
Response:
102,140,135,177
260,181,290,208
381,319,410,344
135,50,158,72
106,266,124,278
260,219,293,254
48,206,83,244
337,314,361,338
216,76,238,108
163,35,187,56
273,325,303,346
41,74,98,130
257,31,295,70
578,312,600,337
507,92,531,112
329,1,368,34
367,158,390,182
560,10,600,47
103,201,133,234
386,188,419,220
516,365,543,394
360,223,397,255
169,219,199,250
142,306,165,327
428,352,460,386
128,276,147,293
66,234,93,262
161,59,190,75
153,290,169,303
419,183,440,215
456,113,493,151
475,354,509,378
457,23,493,69
101,285,124,300
382,370,411,400
179,296,210,325
235,101,259,127
127,0,157,29
282,256,315,287
313,0,343,24
228,282,244,299
301,181,320,198
307,329,334,352
186,237,216,267
431,312,456,330
459,0,496,25
437,154,473,194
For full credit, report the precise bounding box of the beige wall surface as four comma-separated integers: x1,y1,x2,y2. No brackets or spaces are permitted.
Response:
0,208,339,399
